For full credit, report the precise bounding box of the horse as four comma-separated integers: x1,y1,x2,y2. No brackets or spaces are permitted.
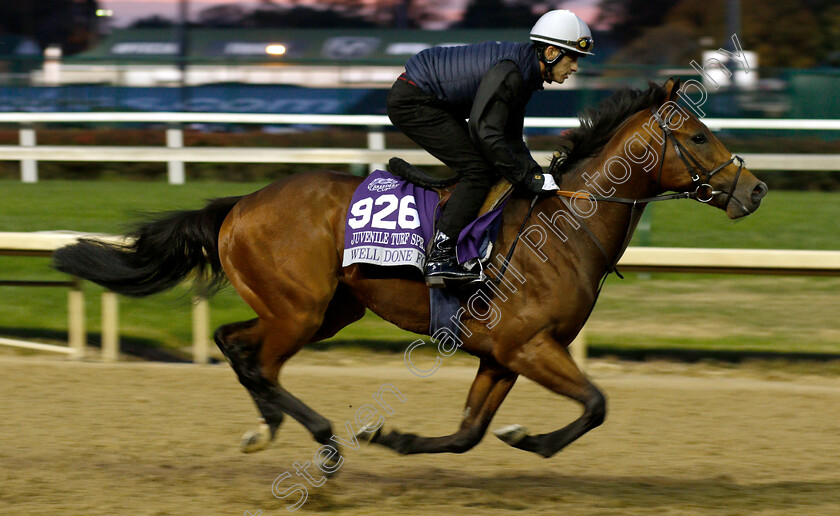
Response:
53,78,767,462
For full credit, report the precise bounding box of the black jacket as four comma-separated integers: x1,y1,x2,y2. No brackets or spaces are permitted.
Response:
468,59,544,183
405,42,544,183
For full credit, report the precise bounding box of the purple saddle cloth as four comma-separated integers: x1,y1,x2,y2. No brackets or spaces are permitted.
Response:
342,170,506,272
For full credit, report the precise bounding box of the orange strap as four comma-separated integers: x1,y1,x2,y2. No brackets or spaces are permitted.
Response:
554,190,594,200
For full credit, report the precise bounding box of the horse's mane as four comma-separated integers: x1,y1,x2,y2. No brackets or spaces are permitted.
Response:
561,82,668,172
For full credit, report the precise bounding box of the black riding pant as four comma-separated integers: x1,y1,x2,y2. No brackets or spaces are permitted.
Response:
387,77,498,239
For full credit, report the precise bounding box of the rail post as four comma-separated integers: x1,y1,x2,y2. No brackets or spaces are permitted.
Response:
569,329,587,371
192,297,210,364
166,126,185,184
68,281,86,358
20,126,37,183
367,125,385,174
101,292,119,362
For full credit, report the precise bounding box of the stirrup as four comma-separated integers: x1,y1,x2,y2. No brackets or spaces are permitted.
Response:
425,273,482,289
426,274,447,289
425,265,482,288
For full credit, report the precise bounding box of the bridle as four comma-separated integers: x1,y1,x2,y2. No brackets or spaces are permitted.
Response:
550,107,747,209
650,108,745,212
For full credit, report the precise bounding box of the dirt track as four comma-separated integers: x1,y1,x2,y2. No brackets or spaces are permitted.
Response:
1,352,839,515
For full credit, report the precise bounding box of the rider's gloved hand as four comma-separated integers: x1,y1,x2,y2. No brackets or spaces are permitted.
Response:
521,169,560,195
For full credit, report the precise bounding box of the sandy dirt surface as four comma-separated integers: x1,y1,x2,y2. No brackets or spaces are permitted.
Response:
1,351,839,515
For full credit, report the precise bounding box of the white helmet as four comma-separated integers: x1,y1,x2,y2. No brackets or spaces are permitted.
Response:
530,9,594,57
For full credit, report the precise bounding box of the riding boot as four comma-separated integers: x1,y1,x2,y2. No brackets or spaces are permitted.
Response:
424,230,481,288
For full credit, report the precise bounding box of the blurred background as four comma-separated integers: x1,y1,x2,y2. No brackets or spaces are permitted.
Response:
1,0,839,185
4,0,840,106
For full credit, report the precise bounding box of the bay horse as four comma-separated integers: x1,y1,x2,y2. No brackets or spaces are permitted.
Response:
53,79,767,461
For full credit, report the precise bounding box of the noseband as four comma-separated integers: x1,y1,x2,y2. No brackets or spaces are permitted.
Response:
650,108,745,211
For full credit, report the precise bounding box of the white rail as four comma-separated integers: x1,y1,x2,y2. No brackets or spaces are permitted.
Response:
0,146,836,173
619,247,840,276
2,231,839,364
1,113,838,183
1,113,839,130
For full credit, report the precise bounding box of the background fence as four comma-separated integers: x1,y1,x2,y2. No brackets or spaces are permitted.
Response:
0,113,839,183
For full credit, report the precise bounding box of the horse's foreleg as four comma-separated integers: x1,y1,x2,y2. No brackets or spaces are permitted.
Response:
494,332,606,458
362,359,517,454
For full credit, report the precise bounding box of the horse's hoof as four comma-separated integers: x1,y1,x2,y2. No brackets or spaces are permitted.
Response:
493,424,528,446
240,422,273,453
355,423,381,445
316,446,344,478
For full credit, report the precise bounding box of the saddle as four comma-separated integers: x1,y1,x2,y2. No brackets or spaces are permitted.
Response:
388,157,514,218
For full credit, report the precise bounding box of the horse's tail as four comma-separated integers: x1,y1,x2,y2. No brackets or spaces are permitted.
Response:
53,196,243,298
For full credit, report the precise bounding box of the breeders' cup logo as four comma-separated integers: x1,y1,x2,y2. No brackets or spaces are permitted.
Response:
368,178,400,192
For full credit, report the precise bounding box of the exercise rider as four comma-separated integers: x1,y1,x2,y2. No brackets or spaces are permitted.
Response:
386,9,595,287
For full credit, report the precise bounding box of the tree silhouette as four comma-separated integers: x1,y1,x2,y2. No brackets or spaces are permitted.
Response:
196,4,248,28
667,0,821,68
455,0,540,28
130,15,174,29
241,6,379,28
597,0,675,45
603,0,828,68
0,0,100,54
606,23,701,67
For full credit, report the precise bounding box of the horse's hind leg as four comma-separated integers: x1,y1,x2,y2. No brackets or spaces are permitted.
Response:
309,283,365,343
362,358,517,454
215,317,341,458
494,332,606,458
214,318,284,452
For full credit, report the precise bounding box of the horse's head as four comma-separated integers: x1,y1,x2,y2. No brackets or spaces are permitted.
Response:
651,78,768,218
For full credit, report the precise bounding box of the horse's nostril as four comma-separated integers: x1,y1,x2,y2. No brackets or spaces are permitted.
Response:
751,182,768,203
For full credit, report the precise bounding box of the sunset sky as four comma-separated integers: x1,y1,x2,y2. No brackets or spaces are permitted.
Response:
99,0,601,28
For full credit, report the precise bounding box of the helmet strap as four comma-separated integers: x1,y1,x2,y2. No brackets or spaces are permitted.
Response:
535,43,566,78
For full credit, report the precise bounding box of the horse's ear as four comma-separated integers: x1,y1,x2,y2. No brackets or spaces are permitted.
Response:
663,77,682,102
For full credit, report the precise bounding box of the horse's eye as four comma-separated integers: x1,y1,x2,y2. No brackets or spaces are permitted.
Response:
692,133,708,144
